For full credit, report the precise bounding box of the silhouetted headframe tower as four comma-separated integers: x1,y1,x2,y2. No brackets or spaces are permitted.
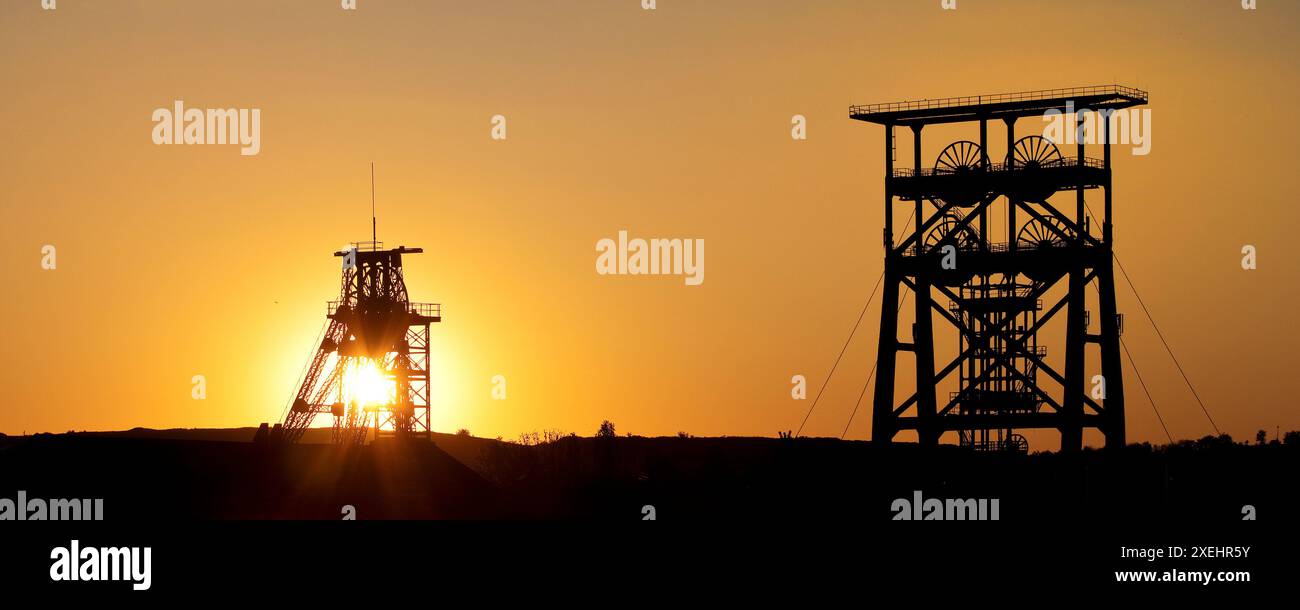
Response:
270,170,441,444
277,242,441,444
850,86,1147,452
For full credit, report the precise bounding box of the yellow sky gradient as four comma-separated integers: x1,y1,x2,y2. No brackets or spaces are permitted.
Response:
2,0,1297,448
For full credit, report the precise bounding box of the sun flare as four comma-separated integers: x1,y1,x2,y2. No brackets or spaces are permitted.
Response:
343,358,394,407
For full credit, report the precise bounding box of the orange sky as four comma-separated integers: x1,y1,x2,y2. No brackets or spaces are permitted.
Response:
2,0,1297,449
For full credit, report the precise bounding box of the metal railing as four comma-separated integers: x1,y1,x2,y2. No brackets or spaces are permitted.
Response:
949,297,1043,312
947,389,1042,412
891,156,1106,178
408,302,441,319
906,239,1083,257
850,84,1147,116
326,300,441,319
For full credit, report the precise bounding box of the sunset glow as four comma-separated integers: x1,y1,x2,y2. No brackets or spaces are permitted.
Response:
2,1,1297,447
342,358,394,409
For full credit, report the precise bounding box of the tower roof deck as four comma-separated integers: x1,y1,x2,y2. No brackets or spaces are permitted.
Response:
333,241,424,257
850,85,1148,126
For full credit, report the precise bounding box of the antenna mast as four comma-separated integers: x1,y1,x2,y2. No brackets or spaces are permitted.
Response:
370,162,377,242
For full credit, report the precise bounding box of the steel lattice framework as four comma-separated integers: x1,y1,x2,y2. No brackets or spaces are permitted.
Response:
850,85,1147,452
279,241,441,444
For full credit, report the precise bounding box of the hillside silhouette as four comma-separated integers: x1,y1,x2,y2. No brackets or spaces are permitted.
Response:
1,427,1296,521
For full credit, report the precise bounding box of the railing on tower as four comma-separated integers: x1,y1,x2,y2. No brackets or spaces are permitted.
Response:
850,84,1148,117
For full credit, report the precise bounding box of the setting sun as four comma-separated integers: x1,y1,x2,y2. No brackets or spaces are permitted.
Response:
342,358,394,408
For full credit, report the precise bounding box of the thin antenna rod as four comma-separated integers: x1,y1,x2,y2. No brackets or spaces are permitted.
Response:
370,162,377,242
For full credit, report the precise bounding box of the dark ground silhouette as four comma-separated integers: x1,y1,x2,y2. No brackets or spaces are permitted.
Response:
1,428,1295,522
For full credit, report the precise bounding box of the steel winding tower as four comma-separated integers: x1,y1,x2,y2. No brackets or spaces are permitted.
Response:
278,241,441,444
850,86,1147,452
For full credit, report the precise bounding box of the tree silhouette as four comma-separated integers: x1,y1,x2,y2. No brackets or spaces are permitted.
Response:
596,420,617,438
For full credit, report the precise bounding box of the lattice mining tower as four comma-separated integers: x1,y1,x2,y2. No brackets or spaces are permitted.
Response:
849,86,1148,452
270,240,442,445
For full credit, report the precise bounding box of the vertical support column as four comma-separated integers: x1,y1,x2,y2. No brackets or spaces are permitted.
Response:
1061,268,1086,452
1103,114,1113,245
979,118,988,165
914,276,939,446
1005,118,1017,250
885,124,894,247
1003,116,1021,448
420,323,431,438
1097,259,1126,449
872,125,906,446
1097,112,1124,447
912,126,924,254
395,342,411,436
1077,112,1086,237
871,271,901,445
908,125,937,445
978,118,988,248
